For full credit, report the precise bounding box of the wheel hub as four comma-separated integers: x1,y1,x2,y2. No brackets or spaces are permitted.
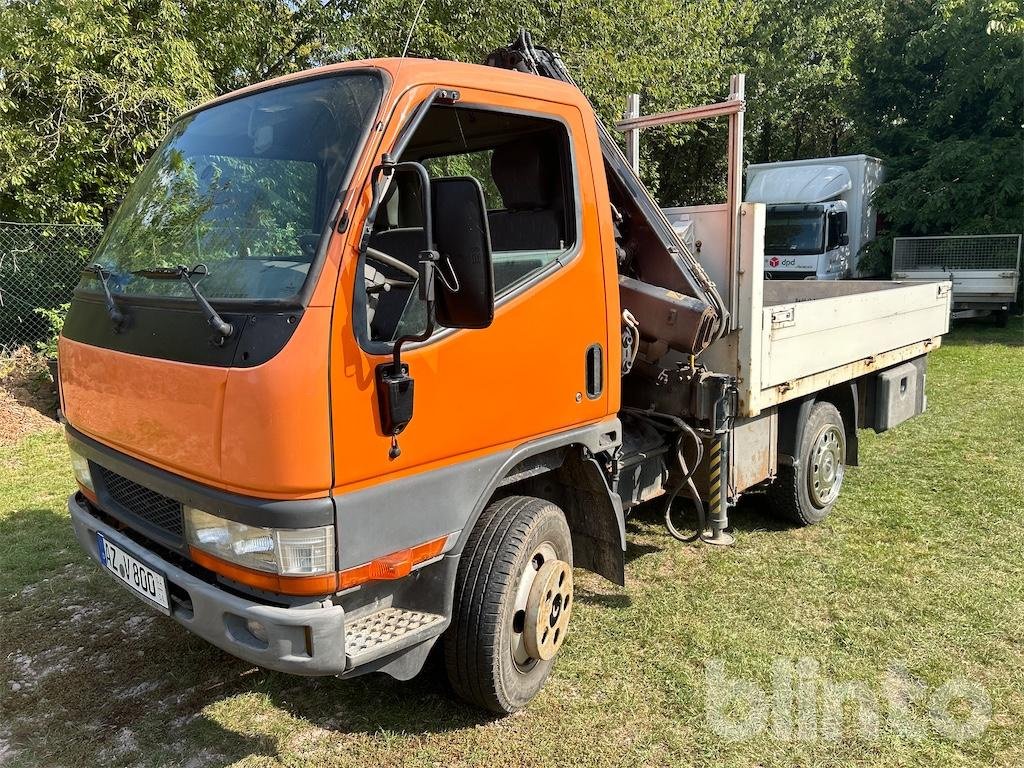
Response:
510,544,573,668
808,423,845,507
523,559,573,661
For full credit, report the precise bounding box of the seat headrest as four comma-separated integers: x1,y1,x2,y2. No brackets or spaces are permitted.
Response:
490,135,558,210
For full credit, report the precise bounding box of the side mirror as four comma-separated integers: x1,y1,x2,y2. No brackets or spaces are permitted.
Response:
839,232,850,247
431,177,495,329
367,166,495,460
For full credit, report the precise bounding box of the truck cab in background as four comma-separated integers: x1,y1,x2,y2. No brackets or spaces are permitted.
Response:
746,155,884,280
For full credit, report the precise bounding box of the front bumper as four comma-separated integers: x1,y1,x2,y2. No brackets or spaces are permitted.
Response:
70,492,348,675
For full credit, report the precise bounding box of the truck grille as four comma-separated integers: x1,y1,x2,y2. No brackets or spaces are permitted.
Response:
96,467,184,538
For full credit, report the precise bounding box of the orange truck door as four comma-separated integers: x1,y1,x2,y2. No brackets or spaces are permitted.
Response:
330,84,617,495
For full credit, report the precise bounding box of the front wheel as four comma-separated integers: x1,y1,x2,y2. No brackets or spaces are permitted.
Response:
444,496,574,714
766,401,846,525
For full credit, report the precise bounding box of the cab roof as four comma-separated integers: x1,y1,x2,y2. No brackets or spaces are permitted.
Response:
193,57,590,116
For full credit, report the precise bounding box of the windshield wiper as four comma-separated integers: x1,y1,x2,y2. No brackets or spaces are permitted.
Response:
82,264,127,331
132,264,234,341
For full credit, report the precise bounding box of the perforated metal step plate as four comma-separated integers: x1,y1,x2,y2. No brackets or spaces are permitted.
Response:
345,607,446,668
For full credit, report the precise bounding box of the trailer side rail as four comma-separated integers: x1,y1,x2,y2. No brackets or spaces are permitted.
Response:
893,234,1022,273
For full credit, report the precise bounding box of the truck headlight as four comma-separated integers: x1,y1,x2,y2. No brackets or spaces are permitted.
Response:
184,507,335,576
68,446,94,492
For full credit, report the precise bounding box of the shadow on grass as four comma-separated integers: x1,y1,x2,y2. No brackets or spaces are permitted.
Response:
627,493,793,541
573,587,631,609
0,506,495,767
946,314,1023,346
728,493,796,534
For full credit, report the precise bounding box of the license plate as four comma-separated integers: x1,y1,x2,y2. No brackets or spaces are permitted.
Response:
96,533,170,612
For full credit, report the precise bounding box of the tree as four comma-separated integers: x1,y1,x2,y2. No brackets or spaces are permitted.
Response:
0,0,213,223
644,0,879,205
851,0,1023,247
0,0,360,224
738,0,881,164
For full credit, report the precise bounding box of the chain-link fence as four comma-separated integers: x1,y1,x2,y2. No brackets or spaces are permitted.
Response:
0,222,102,357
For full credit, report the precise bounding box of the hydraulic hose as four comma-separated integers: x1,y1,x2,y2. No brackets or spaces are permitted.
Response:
620,407,706,543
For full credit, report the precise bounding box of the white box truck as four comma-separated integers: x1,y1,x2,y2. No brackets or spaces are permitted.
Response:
746,155,885,280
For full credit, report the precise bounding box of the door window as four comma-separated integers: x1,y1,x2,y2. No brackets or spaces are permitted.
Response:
364,104,577,343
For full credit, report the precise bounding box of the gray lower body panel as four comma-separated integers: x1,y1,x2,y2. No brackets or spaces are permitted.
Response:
69,493,452,678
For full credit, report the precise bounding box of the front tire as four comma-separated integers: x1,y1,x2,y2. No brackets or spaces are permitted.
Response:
444,496,573,714
767,401,846,525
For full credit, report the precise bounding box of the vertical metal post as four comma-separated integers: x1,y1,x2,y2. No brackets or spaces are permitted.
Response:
624,93,641,176
725,73,745,332
704,373,736,546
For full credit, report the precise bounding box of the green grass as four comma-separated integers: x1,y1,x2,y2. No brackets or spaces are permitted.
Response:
1,317,1022,767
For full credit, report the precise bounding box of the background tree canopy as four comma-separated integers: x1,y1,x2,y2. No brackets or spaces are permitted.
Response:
0,0,1020,255
850,0,1023,264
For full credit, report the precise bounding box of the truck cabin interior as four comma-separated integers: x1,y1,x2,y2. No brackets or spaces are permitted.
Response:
366,104,575,343
365,96,719,363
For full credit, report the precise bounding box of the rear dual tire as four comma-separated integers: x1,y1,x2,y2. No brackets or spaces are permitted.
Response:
444,496,573,714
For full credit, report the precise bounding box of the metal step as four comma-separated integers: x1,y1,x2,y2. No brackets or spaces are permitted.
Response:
344,607,446,668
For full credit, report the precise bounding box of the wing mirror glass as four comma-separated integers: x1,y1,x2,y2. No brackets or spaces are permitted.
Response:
431,177,495,329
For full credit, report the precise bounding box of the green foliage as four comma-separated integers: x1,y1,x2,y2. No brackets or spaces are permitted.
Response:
0,0,358,226
0,0,214,223
33,303,68,359
850,0,1024,242
739,0,882,164
0,0,1017,239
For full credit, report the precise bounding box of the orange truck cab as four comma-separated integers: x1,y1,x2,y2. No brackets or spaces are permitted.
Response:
60,35,948,713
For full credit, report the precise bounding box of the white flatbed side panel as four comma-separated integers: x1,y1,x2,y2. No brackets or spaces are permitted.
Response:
760,281,951,388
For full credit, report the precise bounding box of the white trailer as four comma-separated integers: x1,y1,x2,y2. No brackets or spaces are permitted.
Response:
892,235,1022,325
745,155,884,280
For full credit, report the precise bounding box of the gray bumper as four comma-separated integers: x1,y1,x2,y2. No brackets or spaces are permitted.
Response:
69,493,348,676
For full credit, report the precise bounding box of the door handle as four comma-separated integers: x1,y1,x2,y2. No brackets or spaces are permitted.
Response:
585,344,603,399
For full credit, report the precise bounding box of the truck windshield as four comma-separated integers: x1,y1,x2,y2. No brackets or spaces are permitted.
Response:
80,72,383,303
765,211,825,255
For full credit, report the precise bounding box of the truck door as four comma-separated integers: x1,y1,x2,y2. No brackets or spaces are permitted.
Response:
330,86,615,490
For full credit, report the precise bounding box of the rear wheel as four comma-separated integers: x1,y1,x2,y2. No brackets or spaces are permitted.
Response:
994,309,1008,328
767,401,846,525
444,495,573,714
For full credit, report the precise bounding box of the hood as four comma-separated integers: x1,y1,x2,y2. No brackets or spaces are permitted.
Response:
58,306,333,499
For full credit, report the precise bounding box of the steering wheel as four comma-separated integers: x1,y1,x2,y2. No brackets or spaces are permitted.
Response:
365,247,418,294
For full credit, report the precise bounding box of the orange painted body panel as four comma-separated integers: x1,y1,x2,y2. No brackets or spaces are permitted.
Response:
324,68,622,491
60,336,228,484
59,305,333,498
60,58,622,502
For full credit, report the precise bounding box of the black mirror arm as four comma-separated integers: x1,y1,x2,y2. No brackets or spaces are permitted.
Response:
367,159,435,375
365,156,439,460
391,248,440,372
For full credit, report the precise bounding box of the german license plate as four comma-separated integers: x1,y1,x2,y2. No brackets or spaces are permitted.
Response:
96,533,170,612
